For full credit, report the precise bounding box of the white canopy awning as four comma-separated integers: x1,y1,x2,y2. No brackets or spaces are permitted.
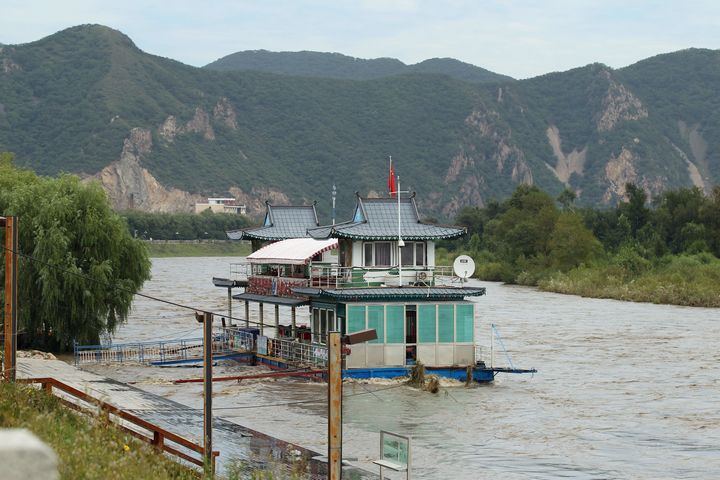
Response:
247,238,338,265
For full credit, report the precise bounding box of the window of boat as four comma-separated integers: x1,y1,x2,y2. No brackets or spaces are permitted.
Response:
418,305,437,343
455,304,474,343
363,242,392,267
367,305,384,344
438,304,454,342
312,309,321,343
400,241,426,267
386,305,404,343
364,243,373,267
347,305,366,333
375,242,391,266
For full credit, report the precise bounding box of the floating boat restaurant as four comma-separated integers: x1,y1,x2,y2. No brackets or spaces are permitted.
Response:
218,194,536,382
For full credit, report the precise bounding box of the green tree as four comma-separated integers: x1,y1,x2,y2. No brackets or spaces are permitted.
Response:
557,188,577,210
548,212,602,271
618,183,650,237
484,186,559,265
0,154,151,350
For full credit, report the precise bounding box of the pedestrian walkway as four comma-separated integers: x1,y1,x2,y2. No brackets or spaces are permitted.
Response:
17,358,375,479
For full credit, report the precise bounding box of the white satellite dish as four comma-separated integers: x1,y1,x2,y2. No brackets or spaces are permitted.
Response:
453,255,476,282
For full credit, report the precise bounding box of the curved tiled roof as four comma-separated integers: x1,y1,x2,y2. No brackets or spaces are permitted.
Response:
308,196,465,240
227,203,319,241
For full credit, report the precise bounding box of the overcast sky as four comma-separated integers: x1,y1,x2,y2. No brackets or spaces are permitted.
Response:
2,0,719,79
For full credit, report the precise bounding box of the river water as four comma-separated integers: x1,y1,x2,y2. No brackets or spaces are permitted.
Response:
99,257,720,479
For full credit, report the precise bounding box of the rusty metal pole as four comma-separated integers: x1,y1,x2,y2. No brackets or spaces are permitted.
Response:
328,331,342,480
3,216,18,382
202,311,214,477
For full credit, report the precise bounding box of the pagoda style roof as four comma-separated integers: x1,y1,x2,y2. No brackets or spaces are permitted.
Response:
308,195,465,241
292,286,486,302
227,202,319,241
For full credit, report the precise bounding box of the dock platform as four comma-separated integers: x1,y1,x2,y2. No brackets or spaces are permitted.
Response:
17,358,375,479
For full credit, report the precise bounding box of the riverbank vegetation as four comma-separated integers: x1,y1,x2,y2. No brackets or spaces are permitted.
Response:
444,184,720,307
0,381,197,480
0,154,151,350
122,210,251,240
146,240,251,257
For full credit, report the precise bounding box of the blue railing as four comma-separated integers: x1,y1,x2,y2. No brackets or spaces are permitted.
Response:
74,337,208,365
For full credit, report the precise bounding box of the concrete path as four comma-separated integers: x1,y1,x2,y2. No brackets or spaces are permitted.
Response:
17,358,376,479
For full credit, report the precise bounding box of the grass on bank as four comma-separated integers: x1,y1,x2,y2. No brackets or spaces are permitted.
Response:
146,241,251,257
437,247,720,308
539,252,720,307
0,381,198,480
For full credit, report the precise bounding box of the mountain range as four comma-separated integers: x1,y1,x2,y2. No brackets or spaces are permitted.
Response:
0,24,717,220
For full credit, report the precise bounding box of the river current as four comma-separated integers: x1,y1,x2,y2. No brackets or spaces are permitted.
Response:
98,257,719,479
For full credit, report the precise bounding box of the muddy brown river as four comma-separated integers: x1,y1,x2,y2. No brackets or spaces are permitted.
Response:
95,257,720,479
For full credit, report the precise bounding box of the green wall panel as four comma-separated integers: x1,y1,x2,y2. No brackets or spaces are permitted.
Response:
385,305,404,344
367,305,385,344
347,305,366,333
418,305,437,343
455,304,474,342
438,304,454,343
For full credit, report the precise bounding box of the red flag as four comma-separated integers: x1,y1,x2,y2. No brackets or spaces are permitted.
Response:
388,159,396,197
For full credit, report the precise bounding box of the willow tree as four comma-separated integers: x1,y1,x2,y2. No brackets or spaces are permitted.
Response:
0,153,151,350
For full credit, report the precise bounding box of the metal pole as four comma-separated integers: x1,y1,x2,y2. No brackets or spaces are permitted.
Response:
227,287,232,325
328,331,342,480
244,301,250,328
3,216,17,382
203,311,214,477
397,177,402,285
291,307,297,338
275,304,279,337
490,323,494,369
259,303,264,336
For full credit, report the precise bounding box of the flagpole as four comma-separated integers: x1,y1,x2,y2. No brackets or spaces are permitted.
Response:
397,176,404,285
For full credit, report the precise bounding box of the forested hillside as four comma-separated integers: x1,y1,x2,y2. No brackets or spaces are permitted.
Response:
0,25,717,220
204,50,514,83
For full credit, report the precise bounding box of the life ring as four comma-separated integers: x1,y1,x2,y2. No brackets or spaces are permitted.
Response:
418,272,428,280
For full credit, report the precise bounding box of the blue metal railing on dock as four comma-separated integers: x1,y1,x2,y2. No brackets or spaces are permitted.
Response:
73,337,227,365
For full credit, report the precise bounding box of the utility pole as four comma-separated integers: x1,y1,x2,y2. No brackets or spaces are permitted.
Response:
2,216,18,382
328,328,376,480
199,311,214,477
328,331,342,480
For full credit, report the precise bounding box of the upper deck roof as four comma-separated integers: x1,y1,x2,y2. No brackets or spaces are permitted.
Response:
227,202,319,241
293,286,485,302
246,238,337,265
308,195,465,241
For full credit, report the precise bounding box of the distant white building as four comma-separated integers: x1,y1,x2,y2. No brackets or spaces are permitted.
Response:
195,197,247,215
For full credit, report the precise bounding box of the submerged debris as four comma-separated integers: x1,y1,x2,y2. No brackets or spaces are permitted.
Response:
407,362,440,393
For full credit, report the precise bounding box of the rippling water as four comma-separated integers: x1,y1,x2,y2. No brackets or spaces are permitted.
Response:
104,257,720,479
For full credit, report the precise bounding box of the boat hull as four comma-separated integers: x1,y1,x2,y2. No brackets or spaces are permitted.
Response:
342,366,495,383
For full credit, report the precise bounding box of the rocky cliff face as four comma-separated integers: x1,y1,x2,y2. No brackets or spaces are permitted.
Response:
440,106,533,218
93,128,203,212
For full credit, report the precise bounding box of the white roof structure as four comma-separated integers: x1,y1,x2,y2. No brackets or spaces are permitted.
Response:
247,238,338,265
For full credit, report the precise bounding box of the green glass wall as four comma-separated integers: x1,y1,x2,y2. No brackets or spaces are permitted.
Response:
385,305,404,343
455,304,474,342
367,305,384,344
347,305,366,333
418,305,437,343
438,304,455,343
